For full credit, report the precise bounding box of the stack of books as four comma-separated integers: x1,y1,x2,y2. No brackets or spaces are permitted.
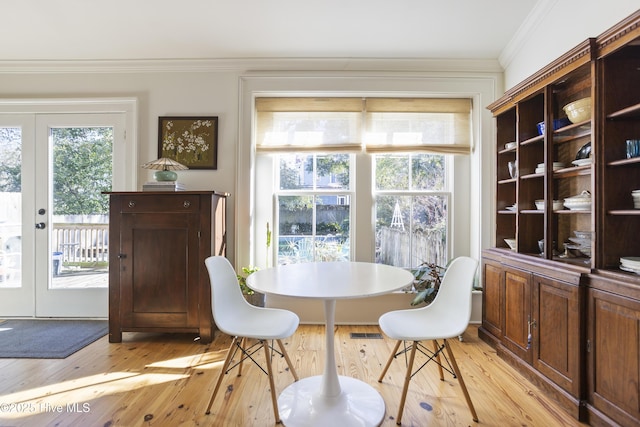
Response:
142,181,186,191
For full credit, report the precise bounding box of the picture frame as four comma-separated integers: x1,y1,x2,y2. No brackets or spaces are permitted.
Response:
158,116,218,169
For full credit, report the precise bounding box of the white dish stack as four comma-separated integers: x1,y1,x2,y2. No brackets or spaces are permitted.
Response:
620,257,640,274
535,162,565,174
632,190,640,209
568,230,592,257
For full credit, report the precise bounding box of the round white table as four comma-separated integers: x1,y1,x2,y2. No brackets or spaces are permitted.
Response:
247,261,414,427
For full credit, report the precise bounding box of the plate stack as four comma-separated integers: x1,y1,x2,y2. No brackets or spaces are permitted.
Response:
620,257,640,274
568,230,592,257
535,162,565,174
632,190,640,209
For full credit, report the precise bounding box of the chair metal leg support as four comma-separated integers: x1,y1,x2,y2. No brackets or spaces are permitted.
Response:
443,339,478,422
378,340,402,382
205,336,239,415
396,340,418,425
276,339,299,381
262,340,281,424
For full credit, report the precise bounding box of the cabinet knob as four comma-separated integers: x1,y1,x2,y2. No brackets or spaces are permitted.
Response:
117,253,127,259
128,201,136,208
183,200,191,208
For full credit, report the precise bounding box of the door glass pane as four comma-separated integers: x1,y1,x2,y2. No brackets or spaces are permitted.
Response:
50,127,112,289
0,127,22,288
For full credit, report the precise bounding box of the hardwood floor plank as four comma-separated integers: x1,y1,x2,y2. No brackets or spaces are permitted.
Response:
0,325,588,426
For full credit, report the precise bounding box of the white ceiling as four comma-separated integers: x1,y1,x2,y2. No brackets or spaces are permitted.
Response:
1,0,540,62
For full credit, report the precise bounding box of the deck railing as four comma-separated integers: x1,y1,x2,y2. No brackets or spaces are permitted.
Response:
52,223,109,264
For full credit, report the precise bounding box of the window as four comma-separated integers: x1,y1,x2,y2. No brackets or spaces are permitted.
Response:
374,153,448,268
276,153,352,264
255,97,470,268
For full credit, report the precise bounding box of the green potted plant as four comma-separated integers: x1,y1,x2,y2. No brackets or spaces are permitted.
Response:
237,266,264,306
408,261,448,306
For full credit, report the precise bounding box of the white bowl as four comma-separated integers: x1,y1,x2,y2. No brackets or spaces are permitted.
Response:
553,200,564,210
535,200,545,210
563,97,592,124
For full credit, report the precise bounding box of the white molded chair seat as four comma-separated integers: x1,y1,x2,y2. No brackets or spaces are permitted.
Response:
204,256,299,424
378,256,479,425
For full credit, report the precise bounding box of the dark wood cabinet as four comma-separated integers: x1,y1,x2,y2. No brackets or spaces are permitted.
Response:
107,191,227,344
586,273,640,427
532,274,582,404
502,265,532,362
482,10,640,426
479,253,503,345
480,251,584,418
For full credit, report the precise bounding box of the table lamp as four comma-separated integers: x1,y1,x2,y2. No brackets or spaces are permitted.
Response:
142,157,188,181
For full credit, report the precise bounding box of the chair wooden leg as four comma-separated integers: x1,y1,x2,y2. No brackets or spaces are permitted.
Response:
444,339,478,422
205,336,239,415
433,340,445,381
262,340,281,424
396,340,418,425
276,339,299,381
237,337,247,377
378,340,402,382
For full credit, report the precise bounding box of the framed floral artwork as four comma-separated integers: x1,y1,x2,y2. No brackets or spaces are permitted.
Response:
158,116,218,169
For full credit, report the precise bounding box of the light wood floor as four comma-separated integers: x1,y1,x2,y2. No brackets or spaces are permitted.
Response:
0,325,588,427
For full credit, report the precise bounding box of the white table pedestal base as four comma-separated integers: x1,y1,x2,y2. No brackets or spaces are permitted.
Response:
278,375,385,427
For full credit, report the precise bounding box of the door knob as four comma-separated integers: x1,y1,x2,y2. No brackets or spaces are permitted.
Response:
35,222,46,229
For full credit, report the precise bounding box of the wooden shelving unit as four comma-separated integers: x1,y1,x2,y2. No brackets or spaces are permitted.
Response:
481,10,640,427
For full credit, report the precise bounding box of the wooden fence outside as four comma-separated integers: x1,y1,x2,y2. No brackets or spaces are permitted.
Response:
377,226,447,268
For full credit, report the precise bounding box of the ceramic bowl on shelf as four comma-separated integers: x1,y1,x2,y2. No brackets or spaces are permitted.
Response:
504,238,517,251
535,199,544,210
564,190,591,210
563,97,592,124
536,118,572,135
552,200,564,211
575,142,591,160
504,141,517,150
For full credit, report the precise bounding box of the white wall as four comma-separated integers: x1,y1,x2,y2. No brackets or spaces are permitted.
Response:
0,70,240,260
0,60,503,271
502,1,638,89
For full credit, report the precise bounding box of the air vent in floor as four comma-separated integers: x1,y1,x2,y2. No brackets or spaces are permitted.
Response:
349,333,383,339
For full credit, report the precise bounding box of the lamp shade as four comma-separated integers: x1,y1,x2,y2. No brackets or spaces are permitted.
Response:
142,157,188,181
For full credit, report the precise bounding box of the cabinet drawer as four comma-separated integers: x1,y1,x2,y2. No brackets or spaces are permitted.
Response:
118,195,200,213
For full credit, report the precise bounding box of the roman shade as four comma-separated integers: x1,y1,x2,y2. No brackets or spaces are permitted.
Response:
255,97,472,154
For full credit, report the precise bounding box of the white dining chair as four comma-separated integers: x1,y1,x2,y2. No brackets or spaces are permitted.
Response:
203,256,299,424
377,256,479,425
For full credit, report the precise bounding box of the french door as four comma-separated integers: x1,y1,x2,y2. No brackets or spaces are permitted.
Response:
0,112,127,317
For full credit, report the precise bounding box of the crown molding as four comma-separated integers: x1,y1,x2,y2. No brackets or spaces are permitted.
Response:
498,0,558,70
0,57,503,75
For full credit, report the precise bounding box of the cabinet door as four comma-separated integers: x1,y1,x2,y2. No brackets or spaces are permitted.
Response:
589,288,640,426
532,275,581,397
502,267,532,363
482,259,504,339
119,210,200,329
